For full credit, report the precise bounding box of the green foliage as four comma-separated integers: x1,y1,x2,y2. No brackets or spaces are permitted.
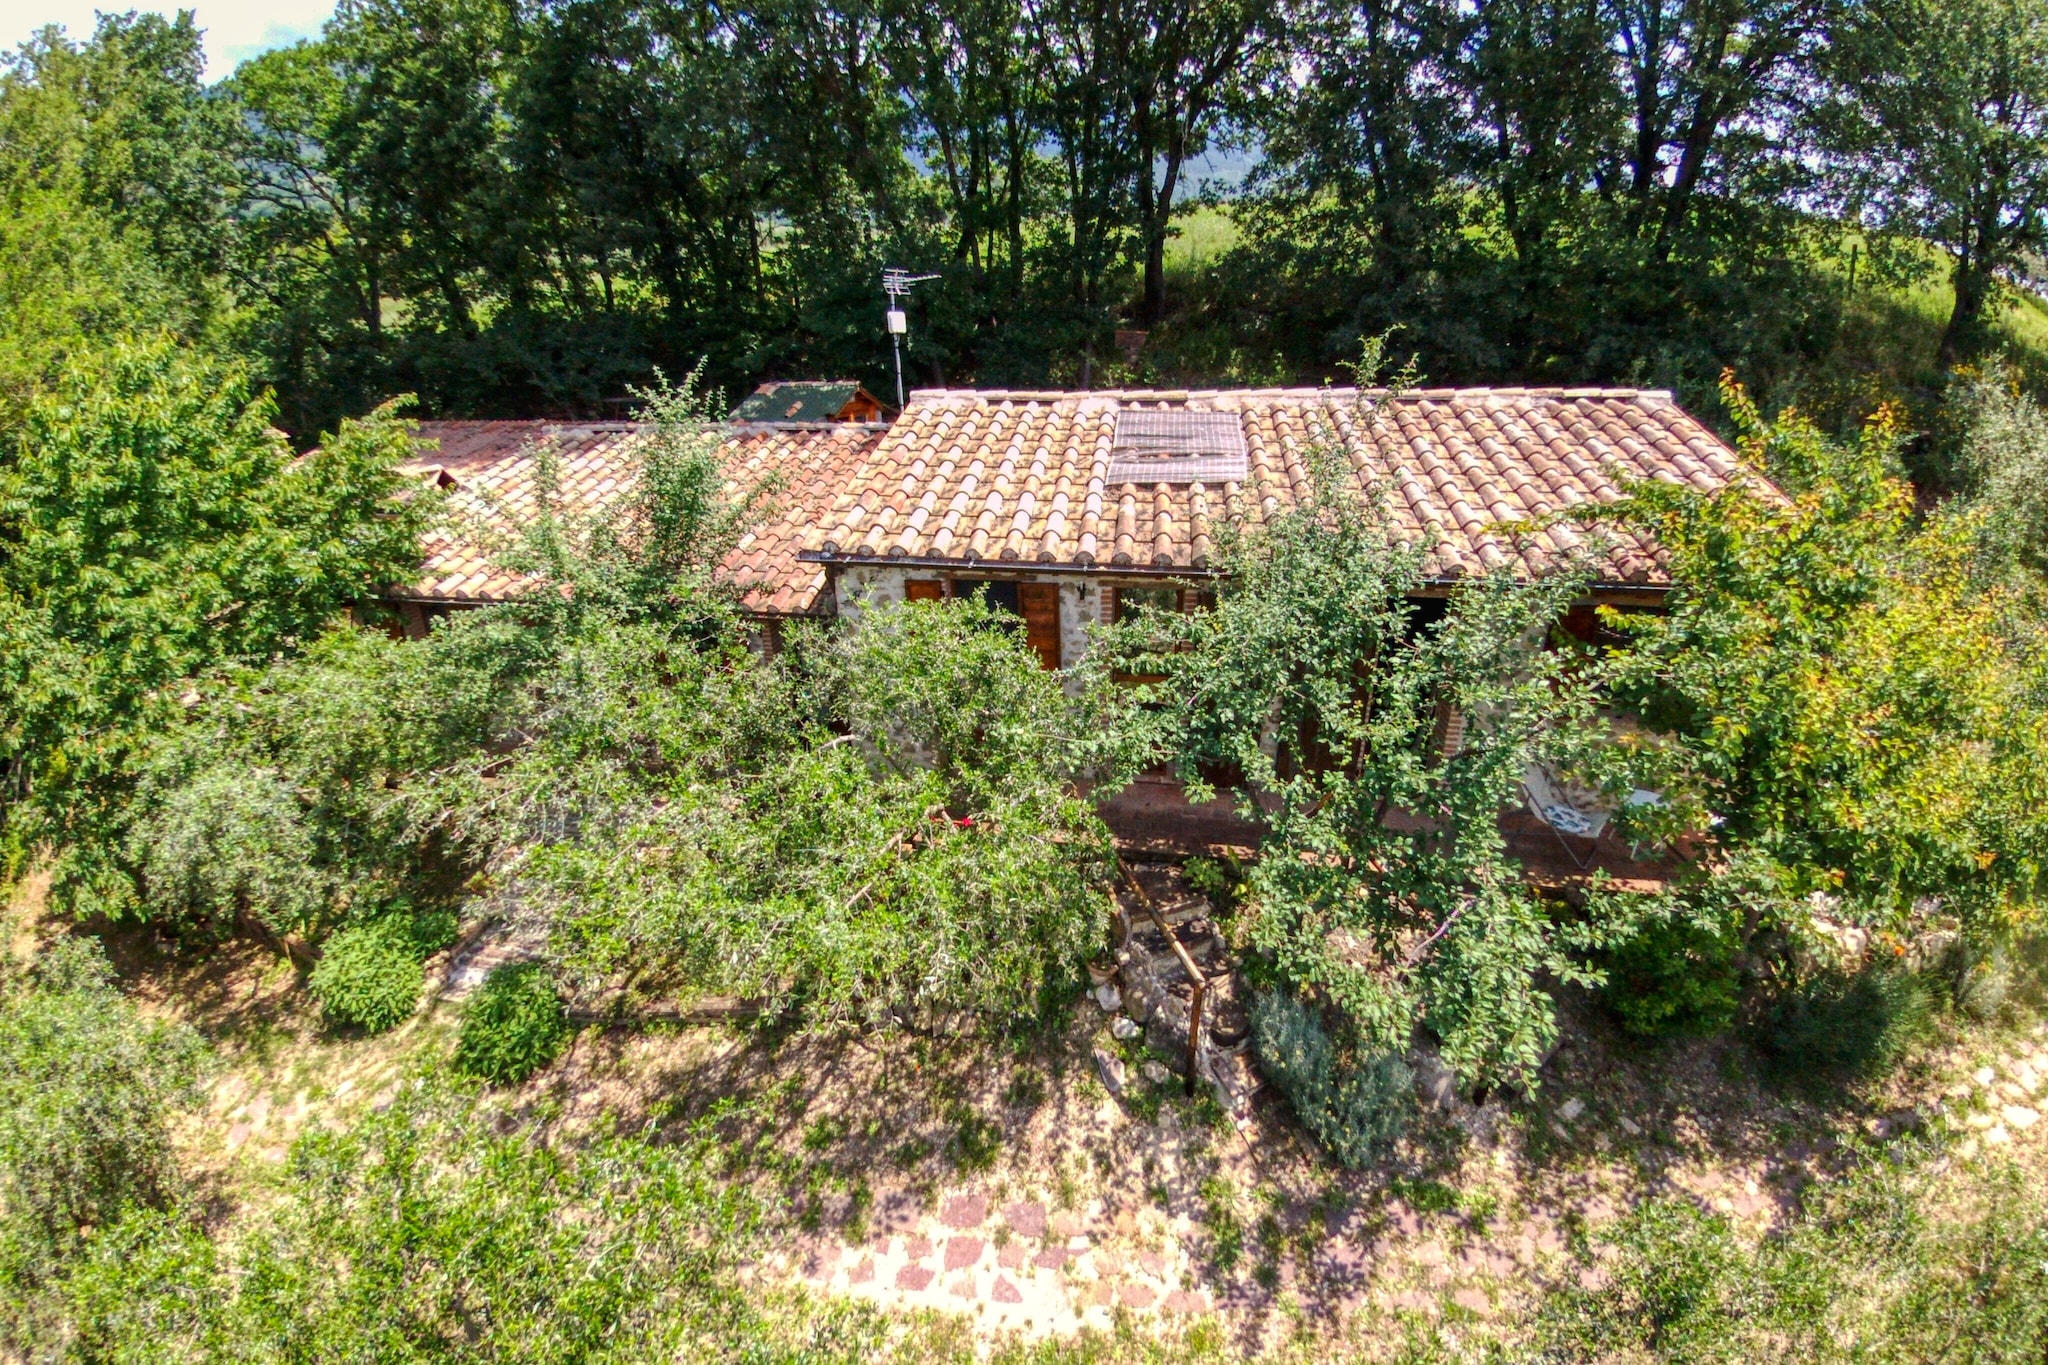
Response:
1819,0,2048,368
48,1078,887,1363
1951,361,2048,592
1248,989,1412,1168
1754,964,1937,1087
306,921,425,1034
1182,853,1249,919
495,367,780,633
1601,378,2048,951
0,938,204,1331
454,962,572,1086
1538,1148,2048,1363
1600,903,1744,1039
496,596,1124,1024
0,339,429,906
0,16,233,413
1112,437,1637,1089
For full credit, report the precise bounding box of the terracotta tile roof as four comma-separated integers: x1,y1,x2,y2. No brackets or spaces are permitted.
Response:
807,387,1760,585
396,420,884,614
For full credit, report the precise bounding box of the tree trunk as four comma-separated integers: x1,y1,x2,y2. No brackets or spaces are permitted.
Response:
1940,252,1991,372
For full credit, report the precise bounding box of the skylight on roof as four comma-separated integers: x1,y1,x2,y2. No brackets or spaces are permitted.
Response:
1106,408,1248,484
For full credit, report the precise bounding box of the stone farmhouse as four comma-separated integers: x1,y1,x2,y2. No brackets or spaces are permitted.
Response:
383,383,1756,878
385,383,1751,661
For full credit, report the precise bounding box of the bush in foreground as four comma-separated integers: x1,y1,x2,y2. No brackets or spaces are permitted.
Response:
454,963,572,1085
0,939,204,1346
307,921,424,1034
1249,988,1411,1168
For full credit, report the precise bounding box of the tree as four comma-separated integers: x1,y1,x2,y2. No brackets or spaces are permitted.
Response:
1109,430,1627,1089
0,339,429,907
0,16,234,411
1599,375,2048,944
1822,0,2048,368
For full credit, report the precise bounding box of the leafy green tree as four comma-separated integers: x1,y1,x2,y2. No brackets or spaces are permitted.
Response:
489,596,1124,1023
1108,437,1630,1089
0,339,429,906
1950,360,2048,590
1821,0,2048,368
0,16,234,411
54,1078,879,1363
1600,375,2048,944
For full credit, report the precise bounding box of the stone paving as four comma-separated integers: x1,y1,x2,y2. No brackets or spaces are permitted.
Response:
753,1018,2048,1339
1944,1023,2048,1159
762,1192,1222,1333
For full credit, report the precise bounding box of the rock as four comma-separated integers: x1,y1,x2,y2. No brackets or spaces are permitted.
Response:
946,1237,984,1269
1618,1116,1643,1137
1093,1048,1129,1096
991,1275,1023,1303
1985,1125,2012,1145
1111,1015,1143,1042
940,1194,988,1229
2002,1105,2039,1130
1412,1045,1459,1111
1095,984,1122,1012
1558,1098,1585,1122
896,1264,935,1291
1120,1283,1158,1309
1141,1061,1172,1086
1003,1200,1047,1239
1144,996,1192,1070
1975,1065,1997,1086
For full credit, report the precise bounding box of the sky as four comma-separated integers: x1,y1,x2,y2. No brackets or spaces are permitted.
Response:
3,0,336,79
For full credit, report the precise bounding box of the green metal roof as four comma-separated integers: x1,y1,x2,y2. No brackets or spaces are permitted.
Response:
731,380,869,423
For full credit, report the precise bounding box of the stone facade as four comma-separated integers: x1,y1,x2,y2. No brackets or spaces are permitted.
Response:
833,563,1112,670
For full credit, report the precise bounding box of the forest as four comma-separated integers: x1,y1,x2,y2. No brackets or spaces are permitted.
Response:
6,0,2048,458
3,1,2048,1361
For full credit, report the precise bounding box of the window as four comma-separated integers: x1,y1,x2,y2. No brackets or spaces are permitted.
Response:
1110,584,1182,621
952,579,1021,615
951,578,1059,669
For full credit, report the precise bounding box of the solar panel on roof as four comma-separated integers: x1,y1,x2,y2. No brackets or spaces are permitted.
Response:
1106,408,1249,483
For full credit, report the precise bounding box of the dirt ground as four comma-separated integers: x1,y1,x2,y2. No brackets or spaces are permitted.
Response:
10,865,2048,1356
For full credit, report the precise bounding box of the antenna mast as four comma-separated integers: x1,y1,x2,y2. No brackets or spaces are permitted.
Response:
883,267,940,408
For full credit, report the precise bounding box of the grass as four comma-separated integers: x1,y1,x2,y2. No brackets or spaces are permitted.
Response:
12,867,2047,1364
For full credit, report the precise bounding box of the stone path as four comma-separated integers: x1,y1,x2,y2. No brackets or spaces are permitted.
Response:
764,1192,1216,1333
1943,1023,2048,1159
439,917,546,998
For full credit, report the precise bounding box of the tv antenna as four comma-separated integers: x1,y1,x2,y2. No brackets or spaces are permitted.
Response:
883,267,940,408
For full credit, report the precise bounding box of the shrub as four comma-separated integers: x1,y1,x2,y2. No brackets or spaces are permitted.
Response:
1249,988,1411,1167
307,921,424,1034
454,963,572,1085
1601,914,1742,1038
0,939,204,1305
50,1080,868,1363
1754,964,1934,1086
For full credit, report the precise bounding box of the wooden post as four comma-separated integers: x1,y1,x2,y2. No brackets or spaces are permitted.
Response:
1118,857,1205,1096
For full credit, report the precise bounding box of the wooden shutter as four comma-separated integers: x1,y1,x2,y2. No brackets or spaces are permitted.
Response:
1016,582,1062,669
904,579,944,602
